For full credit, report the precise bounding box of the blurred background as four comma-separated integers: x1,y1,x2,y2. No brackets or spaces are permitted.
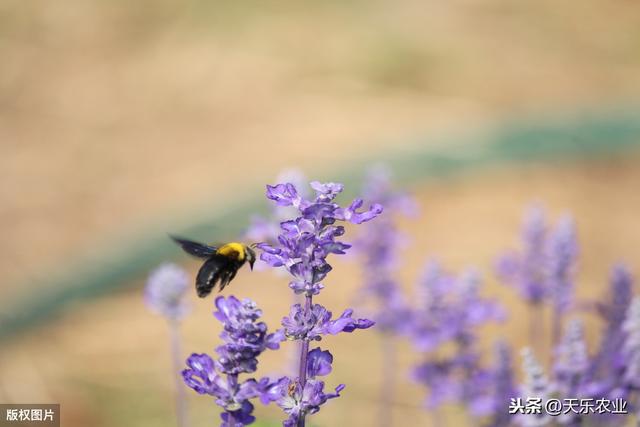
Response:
2,0,640,426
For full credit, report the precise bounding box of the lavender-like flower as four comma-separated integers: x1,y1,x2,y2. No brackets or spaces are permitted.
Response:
354,166,416,427
145,263,191,427
595,264,635,339
412,357,462,409
496,206,578,349
259,181,382,295
622,297,640,392
552,319,589,426
517,348,554,427
182,296,282,426
547,216,578,314
145,263,190,320
413,350,499,418
589,265,635,393
411,263,504,416
355,166,416,333
485,341,517,427
496,206,549,305
496,207,578,309
244,170,312,376
258,180,381,426
607,265,635,328
411,263,503,352
547,216,578,344
411,260,455,352
554,319,588,397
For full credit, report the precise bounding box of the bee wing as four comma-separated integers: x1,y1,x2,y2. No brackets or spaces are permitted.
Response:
170,235,217,259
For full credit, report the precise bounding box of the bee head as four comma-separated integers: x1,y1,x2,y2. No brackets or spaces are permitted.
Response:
246,245,257,270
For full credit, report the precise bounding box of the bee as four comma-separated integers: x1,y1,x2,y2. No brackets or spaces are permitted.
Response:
170,236,257,297
287,381,297,397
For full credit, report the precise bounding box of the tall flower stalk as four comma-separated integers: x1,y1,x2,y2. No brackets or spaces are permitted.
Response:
507,267,638,427
517,348,554,427
182,296,282,426
144,263,191,427
591,264,634,380
354,166,416,427
552,319,589,426
547,216,578,347
410,262,504,423
487,341,517,427
622,297,640,414
258,181,382,427
244,169,309,374
496,206,578,353
496,206,548,352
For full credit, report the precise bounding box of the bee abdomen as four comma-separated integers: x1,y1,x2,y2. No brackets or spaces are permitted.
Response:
195,256,228,298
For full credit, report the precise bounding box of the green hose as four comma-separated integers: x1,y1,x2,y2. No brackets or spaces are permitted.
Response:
1,107,640,341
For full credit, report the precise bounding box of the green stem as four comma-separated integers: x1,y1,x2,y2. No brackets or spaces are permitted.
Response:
169,320,188,427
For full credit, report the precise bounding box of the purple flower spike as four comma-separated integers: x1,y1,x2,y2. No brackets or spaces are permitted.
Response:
144,263,190,320
496,207,579,312
182,296,281,426
599,264,634,327
259,180,382,298
145,263,191,427
516,348,554,427
547,215,578,313
257,179,380,426
622,297,640,390
485,341,517,427
590,264,635,383
495,205,549,304
354,161,417,394
554,319,588,396
411,262,503,352
410,261,505,420
212,296,282,375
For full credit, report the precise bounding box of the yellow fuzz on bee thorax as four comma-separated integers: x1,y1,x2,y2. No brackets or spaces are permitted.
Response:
217,242,246,261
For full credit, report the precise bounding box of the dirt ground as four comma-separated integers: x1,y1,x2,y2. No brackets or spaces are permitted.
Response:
2,1,640,426
2,155,640,426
